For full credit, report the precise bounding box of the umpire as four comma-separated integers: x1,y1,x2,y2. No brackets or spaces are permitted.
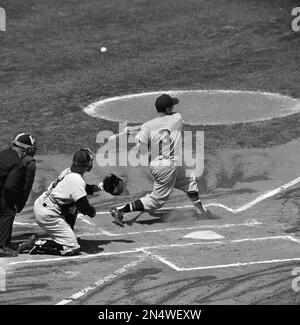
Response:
0,133,36,257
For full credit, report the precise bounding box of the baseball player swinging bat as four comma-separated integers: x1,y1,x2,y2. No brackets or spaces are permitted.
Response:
109,93,211,228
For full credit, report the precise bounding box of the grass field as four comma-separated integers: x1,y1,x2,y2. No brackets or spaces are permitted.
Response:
1,0,300,153
1,0,300,306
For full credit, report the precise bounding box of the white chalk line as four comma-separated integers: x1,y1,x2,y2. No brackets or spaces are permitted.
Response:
145,235,300,271
153,257,300,271
13,175,300,232
8,235,290,267
85,90,300,108
56,235,296,304
141,235,292,251
8,249,141,266
285,235,300,245
235,176,300,213
145,251,182,271
79,219,262,237
12,235,300,305
77,215,94,226
77,215,112,236
56,254,148,305
84,89,300,125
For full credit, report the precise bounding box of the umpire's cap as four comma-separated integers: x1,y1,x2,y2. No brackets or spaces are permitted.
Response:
13,133,37,157
13,133,36,149
155,94,179,112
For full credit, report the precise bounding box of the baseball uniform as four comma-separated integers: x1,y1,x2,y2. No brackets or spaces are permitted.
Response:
110,94,207,227
136,112,199,210
34,168,89,251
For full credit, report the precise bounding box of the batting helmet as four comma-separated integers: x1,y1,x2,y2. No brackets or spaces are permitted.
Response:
155,94,179,112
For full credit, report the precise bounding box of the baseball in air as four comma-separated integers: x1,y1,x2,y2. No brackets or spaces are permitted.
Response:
100,47,107,53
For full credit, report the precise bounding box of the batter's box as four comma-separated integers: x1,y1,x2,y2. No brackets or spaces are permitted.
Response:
148,235,300,271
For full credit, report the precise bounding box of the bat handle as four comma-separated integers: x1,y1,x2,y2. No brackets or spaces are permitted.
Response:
108,131,127,141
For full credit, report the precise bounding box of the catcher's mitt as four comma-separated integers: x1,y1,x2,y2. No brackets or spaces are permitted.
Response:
102,173,124,196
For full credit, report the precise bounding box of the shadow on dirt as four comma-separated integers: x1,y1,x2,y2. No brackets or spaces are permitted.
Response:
78,238,135,254
198,151,273,193
12,234,135,254
123,209,221,226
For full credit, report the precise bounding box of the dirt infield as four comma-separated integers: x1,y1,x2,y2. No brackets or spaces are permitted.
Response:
1,0,300,306
0,137,299,305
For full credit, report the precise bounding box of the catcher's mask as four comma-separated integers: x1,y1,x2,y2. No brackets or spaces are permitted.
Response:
72,148,94,172
13,133,37,157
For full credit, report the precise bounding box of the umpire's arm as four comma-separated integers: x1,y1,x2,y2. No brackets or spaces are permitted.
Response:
17,160,36,212
3,163,25,211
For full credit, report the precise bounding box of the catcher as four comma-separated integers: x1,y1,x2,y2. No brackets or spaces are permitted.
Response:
17,148,123,256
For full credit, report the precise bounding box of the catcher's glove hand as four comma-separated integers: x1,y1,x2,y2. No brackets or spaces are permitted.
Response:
102,173,124,196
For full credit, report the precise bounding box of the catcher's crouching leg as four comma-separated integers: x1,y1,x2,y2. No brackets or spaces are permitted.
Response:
64,212,78,230
29,239,81,256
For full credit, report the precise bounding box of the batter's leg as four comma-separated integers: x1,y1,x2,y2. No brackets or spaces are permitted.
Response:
110,163,178,226
174,167,208,216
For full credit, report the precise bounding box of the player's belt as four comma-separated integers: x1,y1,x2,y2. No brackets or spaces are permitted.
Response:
42,194,76,215
42,194,60,211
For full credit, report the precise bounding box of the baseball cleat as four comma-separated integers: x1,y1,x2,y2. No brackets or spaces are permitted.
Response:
110,208,125,227
17,234,38,254
29,245,61,255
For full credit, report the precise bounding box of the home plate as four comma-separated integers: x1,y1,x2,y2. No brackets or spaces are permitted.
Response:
184,231,224,240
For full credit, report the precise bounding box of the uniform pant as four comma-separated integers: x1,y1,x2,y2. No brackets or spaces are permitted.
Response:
0,198,16,248
34,195,80,250
140,161,199,211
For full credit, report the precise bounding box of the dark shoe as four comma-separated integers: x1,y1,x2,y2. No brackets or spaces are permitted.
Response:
29,245,61,256
0,247,18,258
110,208,125,227
17,234,38,254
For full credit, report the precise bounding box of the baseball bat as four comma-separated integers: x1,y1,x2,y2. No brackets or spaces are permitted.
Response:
108,130,127,141
108,125,142,141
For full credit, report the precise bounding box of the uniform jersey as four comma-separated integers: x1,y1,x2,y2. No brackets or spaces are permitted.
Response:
45,168,87,206
135,112,183,163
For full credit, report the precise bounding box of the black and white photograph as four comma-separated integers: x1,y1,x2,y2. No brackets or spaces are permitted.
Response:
0,0,300,310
